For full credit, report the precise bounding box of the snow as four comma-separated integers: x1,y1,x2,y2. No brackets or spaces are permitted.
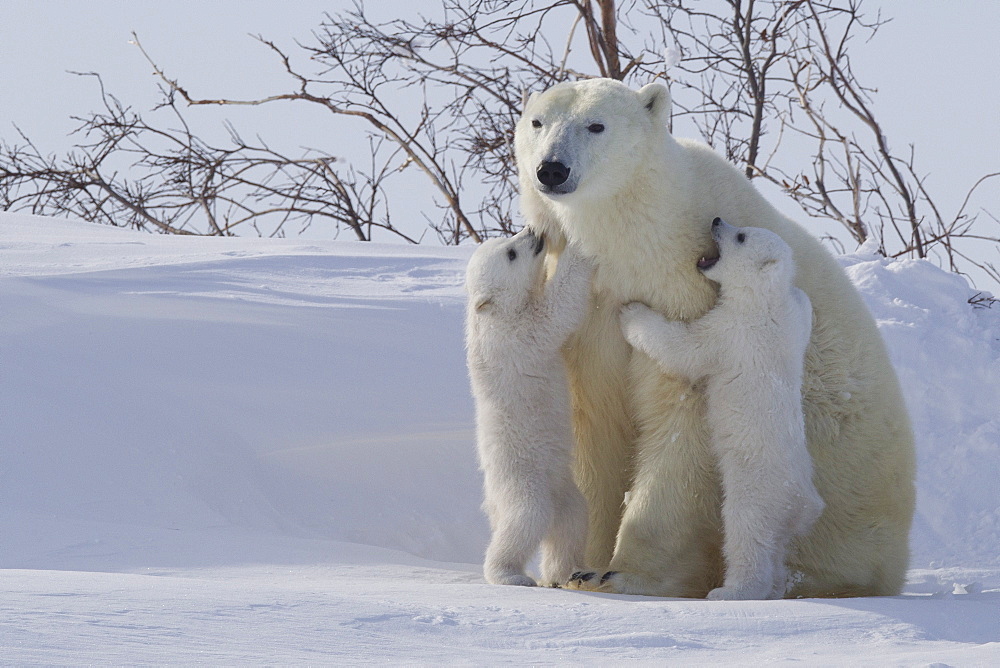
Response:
2,212,999,663
663,44,682,70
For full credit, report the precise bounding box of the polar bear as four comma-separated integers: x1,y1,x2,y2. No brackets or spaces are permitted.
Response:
465,227,593,587
514,78,915,598
620,218,824,600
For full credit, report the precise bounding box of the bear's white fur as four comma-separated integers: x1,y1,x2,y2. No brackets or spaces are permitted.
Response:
465,228,593,587
620,219,824,600
514,78,915,598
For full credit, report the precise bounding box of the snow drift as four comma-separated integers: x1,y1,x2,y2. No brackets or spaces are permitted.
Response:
1,213,998,663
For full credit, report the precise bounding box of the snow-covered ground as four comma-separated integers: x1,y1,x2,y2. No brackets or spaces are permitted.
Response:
2,213,998,663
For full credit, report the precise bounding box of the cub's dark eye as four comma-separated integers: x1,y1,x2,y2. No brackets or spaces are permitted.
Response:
588,123,605,133
507,248,518,261
736,232,746,244
531,119,542,128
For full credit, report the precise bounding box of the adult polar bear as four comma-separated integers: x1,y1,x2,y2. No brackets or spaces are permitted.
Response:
514,78,915,598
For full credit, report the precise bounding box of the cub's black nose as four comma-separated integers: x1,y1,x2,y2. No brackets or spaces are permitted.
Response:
712,217,722,227
537,161,570,187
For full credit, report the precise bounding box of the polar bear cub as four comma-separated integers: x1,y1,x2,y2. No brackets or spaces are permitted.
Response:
465,228,593,586
620,218,824,600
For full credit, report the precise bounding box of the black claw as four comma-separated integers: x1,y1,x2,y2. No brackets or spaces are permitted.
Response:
600,571,619,584
571,571,596,583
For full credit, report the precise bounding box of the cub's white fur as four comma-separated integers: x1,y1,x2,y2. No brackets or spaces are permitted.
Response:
465,228,593,586
621,219,823,600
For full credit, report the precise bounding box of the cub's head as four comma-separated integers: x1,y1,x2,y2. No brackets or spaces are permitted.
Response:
698,218,795,291
514,78,671,204
465,227,547,315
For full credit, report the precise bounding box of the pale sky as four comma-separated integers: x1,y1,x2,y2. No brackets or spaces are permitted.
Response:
1,1,997,279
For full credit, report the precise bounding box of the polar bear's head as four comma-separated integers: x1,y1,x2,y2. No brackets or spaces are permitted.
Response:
465,227,547,314
699,218,795,291
514,78,670,203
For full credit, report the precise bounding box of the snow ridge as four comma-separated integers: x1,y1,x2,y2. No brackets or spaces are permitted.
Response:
2,213,998,663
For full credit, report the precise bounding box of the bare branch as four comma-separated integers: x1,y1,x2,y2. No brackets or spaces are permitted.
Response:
1,0,996,289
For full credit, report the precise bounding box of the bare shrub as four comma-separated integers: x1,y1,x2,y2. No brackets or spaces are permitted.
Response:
2,1,996,284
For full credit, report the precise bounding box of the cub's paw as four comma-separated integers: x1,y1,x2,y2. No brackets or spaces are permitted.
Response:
565,570,620,592
487,572,537,587
560,242,593,269
619,302,655,345
619,302,652,325
706,584,778,601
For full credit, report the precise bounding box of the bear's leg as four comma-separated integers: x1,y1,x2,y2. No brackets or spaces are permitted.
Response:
539,474,589,587
564,298,637,570
570,361,725,597
482,492,552,587
571,403,634,569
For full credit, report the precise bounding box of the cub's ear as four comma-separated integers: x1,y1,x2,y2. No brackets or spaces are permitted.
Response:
475,298,494,313
637,83,671,126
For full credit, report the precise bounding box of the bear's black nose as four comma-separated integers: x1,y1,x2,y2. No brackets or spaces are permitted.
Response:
712,217,722,227
537,161,570,187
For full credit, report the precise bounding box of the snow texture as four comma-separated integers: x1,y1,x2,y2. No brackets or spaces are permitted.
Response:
1,213,998,663
663,44,682,70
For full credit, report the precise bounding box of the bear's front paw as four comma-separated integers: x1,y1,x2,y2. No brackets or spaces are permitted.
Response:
566,570,596,587
565,570,619,592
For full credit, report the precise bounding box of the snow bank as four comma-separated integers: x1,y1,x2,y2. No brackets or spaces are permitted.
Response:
2,213,998,663
840,241,1000,572
1,213,486,570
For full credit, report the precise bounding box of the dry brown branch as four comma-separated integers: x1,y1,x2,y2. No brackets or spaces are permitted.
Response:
0,72,414,240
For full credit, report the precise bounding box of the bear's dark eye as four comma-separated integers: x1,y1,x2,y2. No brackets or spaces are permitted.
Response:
507,248,518,261
531,119,542,129
588,123,605,133
736,232,746,244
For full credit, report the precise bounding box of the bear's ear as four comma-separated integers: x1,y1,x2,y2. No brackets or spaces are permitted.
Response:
475,297,494,313
637,83,671,126
521,88,538,113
